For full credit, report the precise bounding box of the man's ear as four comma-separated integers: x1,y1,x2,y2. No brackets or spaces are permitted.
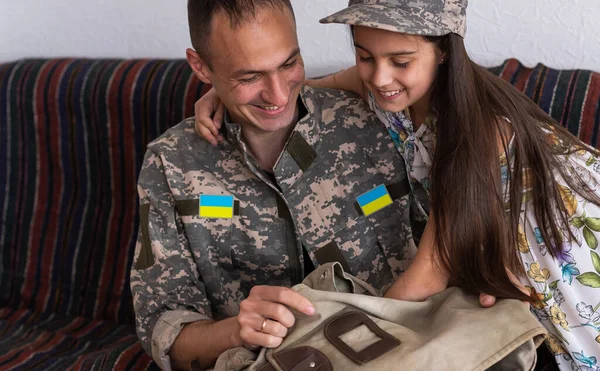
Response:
186,48,212,84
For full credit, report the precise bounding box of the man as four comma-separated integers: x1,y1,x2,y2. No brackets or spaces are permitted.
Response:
132,0,423,369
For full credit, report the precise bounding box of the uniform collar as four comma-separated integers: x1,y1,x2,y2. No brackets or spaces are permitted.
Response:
222,85,321,190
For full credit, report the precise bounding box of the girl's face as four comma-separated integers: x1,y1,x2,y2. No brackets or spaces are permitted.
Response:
353,26,444,114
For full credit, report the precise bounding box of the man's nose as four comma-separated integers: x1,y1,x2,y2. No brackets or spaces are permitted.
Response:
261,74,289,107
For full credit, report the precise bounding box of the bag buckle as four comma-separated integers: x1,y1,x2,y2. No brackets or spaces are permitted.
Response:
324,311,400,365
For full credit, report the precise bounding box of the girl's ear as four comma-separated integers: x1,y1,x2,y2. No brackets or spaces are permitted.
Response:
439,52,448,65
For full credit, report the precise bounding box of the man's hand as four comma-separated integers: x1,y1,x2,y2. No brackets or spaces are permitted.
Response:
237,286,315,348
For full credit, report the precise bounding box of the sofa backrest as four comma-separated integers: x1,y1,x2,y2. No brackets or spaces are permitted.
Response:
0,59,208,323
0,58,598,324
490,58,600,146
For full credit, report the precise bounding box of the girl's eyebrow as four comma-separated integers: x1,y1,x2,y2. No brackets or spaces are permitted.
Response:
354,42,416,57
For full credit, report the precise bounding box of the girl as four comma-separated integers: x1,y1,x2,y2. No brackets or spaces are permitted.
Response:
194,1,600,369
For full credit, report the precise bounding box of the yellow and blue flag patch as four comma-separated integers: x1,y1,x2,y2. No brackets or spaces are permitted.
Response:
199,195,234,219
356,185,393,216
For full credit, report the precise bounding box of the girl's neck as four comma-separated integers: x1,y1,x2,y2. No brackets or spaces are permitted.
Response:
408,91,433,130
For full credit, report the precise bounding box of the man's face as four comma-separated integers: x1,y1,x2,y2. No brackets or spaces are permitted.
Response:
198,6,305,135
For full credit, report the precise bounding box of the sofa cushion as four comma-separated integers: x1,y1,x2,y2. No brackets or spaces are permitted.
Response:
489,58,600,147
0,307,158,370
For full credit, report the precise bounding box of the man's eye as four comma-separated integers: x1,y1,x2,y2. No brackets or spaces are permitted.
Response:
359,56,373,62
239,75,260,84
282,60,297,69
393,62,409,68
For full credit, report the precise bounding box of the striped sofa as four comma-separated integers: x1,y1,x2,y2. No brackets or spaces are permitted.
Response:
0,58,598,370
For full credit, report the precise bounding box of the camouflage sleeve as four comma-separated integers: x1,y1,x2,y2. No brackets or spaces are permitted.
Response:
130,149,212,371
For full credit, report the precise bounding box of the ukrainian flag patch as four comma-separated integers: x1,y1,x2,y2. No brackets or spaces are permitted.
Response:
356,185,393,216
199,195,234,219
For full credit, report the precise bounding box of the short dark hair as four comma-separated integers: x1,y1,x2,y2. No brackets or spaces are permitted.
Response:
188,0,295,64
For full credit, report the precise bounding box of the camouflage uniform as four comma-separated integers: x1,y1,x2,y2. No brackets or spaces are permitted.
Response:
130,86,417,370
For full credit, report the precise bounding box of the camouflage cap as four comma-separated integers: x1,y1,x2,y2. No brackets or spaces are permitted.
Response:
320,0,467,38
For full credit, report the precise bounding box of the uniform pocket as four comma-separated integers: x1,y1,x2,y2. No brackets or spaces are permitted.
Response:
365,194,417,275
314,180,414,291
230,214,296,294
327,214,394,290
180,213,234,271
179,205,296,317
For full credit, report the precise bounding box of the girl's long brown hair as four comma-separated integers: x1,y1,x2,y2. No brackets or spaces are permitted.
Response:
427,34,600,301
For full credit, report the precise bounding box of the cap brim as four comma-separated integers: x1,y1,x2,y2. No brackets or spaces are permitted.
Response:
319,4,449,37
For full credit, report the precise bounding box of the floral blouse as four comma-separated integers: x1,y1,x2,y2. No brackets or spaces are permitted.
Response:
368,92,600,371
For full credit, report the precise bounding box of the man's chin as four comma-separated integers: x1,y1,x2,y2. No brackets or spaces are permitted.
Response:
243,111,296,133
255,119,295,133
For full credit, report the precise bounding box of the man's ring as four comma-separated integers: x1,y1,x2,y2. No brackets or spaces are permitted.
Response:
260,319,268,333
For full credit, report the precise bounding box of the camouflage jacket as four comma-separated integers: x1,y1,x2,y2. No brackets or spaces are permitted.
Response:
130,86,417,370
